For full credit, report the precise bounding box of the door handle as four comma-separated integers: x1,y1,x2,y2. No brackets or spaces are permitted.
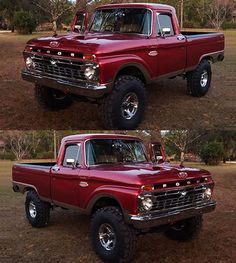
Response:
52,165,60,172
177,35,185,41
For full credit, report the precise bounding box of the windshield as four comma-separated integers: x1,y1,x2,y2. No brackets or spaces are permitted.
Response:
86,139,148,166
89,8,151,35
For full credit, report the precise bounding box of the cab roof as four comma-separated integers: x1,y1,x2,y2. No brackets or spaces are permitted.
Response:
96,3,175,13
62,133,142,143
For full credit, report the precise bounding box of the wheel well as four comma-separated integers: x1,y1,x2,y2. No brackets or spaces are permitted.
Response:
201,56,213,63
24,187,37,194
116,66,146,84
91,197,122,214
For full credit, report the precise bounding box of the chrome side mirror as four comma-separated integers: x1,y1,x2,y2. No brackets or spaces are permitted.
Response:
66,158,75,166
161,27,171,37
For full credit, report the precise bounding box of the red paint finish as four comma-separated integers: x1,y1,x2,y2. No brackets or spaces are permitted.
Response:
22,3,224,86
12,134,214,216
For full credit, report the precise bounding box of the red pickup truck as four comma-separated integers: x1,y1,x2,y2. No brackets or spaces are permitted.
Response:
21,3,224,130
12,133,216,262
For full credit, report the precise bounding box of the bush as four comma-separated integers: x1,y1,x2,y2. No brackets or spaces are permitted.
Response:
0,152,15,161
36,151,54,159
222,21,236,30
13,11,37,34
199,142,224,165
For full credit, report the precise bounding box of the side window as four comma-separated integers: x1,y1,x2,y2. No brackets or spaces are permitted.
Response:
156,13,174,36
63,144,82,167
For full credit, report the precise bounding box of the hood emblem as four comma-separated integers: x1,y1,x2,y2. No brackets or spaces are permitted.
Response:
180,190,187,197
178,172,188,179
50,59,57,65
50,41,59,48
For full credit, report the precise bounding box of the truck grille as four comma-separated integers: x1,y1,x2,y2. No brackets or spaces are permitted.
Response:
32,55,86,81
151,186,205,212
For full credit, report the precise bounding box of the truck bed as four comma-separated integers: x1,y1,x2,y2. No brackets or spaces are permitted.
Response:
181,31,225,69
12,162,55,199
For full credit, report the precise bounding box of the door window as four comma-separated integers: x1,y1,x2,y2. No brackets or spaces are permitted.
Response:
156,13,174,36
63,144,82,166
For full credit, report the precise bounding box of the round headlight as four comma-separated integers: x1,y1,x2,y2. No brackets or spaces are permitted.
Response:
141,197,153,211
203,188,212,200
25,57,34,69
84,66,96,80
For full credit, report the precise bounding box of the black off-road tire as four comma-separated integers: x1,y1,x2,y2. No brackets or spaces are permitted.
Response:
101,75,146,129
25,190,50,228
187,59,212,97
35,84,73,110
165,215,203,242
90,206,137,263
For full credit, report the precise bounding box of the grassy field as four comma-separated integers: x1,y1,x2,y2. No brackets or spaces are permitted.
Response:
0,160,235,263
0,30,235,130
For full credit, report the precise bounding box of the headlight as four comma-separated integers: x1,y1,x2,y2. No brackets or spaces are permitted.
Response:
25,57,35,70
202,188,212,200
84,66,96,80
140,196,153,211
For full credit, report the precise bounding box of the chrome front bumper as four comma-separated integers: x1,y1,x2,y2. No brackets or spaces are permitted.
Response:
128,201,216,229
21,69,112,99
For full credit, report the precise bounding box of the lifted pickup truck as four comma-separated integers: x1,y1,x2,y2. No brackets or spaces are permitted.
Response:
21,3,224,130
12,133,216,262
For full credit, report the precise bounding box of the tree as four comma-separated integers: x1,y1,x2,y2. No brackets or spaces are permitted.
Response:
207,0,234,30
13,10,37,34
33,0,75,34
3,131,35,160
199,141,224,165
0,0,21,32
163,130,202,166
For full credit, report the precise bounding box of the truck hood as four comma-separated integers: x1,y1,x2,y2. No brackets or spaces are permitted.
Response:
27,32,150,56
89,162,211,187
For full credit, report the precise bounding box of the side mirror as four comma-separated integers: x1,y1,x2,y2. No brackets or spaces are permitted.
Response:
161,27,171,37
66,158,75,166
149,142,166,163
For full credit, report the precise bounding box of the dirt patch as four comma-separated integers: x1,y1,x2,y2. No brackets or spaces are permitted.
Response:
0,32,235,130
0,161,235,263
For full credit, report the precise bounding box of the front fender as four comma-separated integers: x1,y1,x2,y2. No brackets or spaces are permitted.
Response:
85,185,139,215
98,54,153,84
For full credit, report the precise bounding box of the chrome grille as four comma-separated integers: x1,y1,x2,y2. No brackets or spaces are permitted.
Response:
151,186,205,212
32,55,86,81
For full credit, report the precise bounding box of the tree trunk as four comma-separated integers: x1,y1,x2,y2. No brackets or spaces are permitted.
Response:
52,20,57,34
180,151,185,166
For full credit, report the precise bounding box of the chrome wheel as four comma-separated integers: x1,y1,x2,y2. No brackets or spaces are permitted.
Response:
121,92,138,120
98,223,116,251
200,70,208,87
29,201,37,218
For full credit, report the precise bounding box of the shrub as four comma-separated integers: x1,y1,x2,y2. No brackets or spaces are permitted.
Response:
36,151,54,159
0,152,15,161
199,142,224,165
13,11,37,34
222,21,236,30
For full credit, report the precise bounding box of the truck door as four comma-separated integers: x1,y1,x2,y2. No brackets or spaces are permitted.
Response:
51,143,82,207
155,12,186,76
